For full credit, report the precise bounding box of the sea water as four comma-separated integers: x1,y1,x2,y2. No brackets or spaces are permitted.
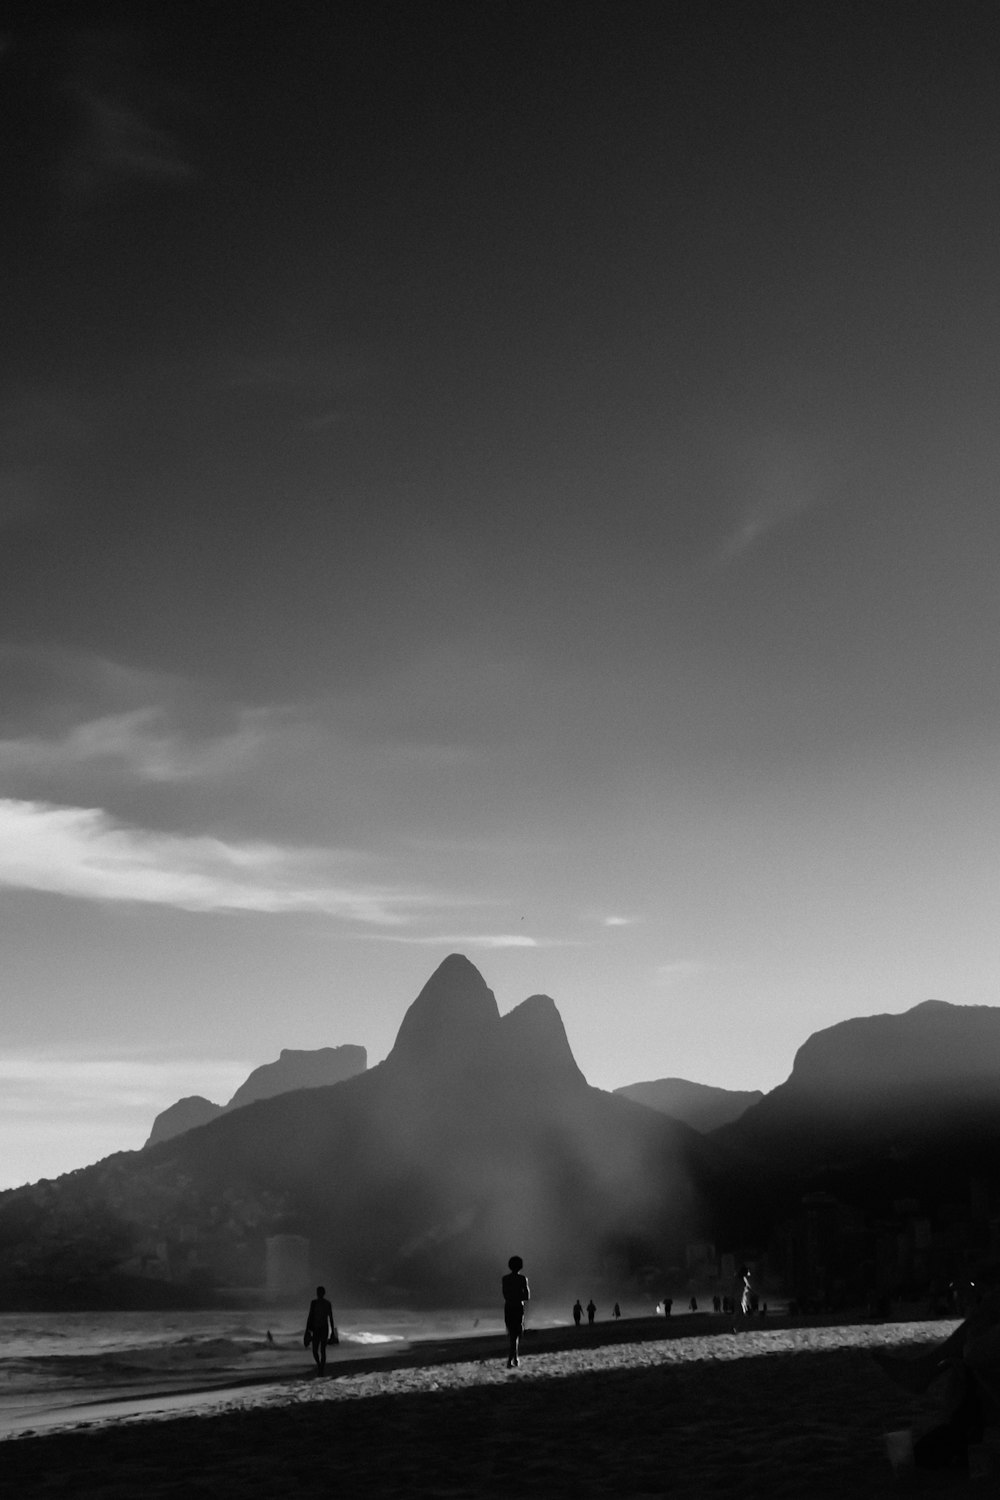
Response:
0,1306,504,1437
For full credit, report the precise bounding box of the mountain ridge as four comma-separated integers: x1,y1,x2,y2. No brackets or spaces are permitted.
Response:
144,1043,368,1147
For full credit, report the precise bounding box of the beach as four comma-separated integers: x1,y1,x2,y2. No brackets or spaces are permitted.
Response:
2,1314,992,1497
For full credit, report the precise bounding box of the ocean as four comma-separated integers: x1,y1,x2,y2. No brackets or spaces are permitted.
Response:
0,1305,505,1440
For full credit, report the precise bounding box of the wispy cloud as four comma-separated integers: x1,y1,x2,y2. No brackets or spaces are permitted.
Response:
66,90,191,198
602,914,638,928
0,1050,249,1107
0,798,447,923
44,26,195,214
374,932,544,950
0,706,271,784
718,430,843,563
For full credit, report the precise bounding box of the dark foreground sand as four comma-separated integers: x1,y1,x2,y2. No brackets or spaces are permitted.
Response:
2,1316,995,1498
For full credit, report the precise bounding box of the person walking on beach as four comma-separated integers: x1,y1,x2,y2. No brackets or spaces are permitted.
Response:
304,1285,336,1374
501,1255,530,1368
733,1265,751,1329
586,1298,597,1326
573,1299,583,1326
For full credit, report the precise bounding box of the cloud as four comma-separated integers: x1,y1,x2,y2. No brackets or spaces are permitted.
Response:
67,90,191,196
0,1050,249,1107
718,430,844,563
0,798,447,923
602,914,637,927
54,27,194,212
374,932,543,949
0,705,272,784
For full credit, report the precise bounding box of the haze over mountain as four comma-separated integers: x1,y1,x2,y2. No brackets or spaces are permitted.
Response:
3,975,1000,1311
144,1045,368,1147
614,1079,763,1133
0,958,735,1308
717,1000,1000,1166
708,999,1000,1257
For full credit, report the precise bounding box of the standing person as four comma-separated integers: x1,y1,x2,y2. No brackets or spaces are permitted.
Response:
733,1265,751,1329
573,1299,583,1326
613,1302,621,1320
501,1255,530,1368
304,1284,336,1374
586,1298,597,1326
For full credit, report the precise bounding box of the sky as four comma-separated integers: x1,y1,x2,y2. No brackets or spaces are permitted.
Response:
2,0,1000,1190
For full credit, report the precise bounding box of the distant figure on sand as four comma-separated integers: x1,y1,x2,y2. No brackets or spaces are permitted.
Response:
874,1273,1000,1471
613,1302,621,1320
587,1299,597,1326
573,1299,583,1326
733,1266,751,1327
304,1285,336,1373
501,1255,530,1368
689,1296,698,1312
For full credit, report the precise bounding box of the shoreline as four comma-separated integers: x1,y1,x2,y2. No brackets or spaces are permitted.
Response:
1,1315,979,1498
0,1312,954,1442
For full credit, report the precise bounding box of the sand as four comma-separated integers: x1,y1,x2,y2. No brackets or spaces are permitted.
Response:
1,1315,994,1497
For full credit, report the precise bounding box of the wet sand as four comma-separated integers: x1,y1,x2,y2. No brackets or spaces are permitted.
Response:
1,1315,992,1497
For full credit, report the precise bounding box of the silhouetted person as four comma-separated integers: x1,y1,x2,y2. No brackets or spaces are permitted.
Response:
573,1299,583,1326
304,1284,335,1373
587,1299,597,1325
266,1329,274,1345
712,1295,721,1314
663,1297,672,1316
689,1296,698,1312
613,1302,621,1320
733,1265,750,1328
501,1255,530,1368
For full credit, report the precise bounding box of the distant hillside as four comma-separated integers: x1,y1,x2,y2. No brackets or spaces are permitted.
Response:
710,999,1000,1244
145,1045,367,1146
615,1078,762,1132
718,999,1000,1166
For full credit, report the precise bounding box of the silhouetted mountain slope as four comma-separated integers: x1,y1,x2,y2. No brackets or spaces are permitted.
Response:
719,1000,1000,1164
0,956,738,1307
227,1046,368,1110
615,1078,762,1132
145,1044,367,1146
712,1000,1000,1244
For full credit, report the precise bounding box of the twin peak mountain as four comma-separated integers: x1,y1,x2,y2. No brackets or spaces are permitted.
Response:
148,955,586,1146
4,956,1000,1307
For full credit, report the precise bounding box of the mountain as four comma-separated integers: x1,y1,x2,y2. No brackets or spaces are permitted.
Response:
0,956,735,1308
615,1078,762,1132
700,1000,1000,1305
145,1096,223,1145
145,1045,368,1146
712,999,1000,1254
718,1000,1000,1166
